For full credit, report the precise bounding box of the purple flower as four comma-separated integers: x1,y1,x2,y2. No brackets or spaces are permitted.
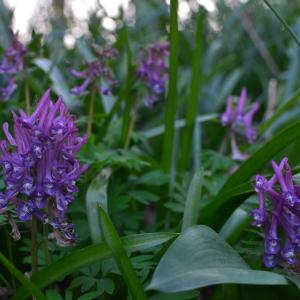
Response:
221,88,260,144
252,157,300,268
137,41,169,106
0,89,88,246
0,32,26,101
0,74,17,101
0,33,26,74
70,47,118,96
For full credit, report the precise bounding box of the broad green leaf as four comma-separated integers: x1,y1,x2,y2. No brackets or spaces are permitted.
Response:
0,252,47,300
86,169,111,243
99,206,148,300
12,232,176,300
34,58,78,109
181,170,203,231
201,120,300,230
148,226,288,293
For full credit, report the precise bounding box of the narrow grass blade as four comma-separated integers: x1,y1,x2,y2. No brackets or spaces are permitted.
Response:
162,0,179,173
181,170,203,232
263,0,300,49
143,114,217,139
99,206,148,300
121,28,133,147
179,13,204,171
0,252,47,300
259,88,300,134
13,232,176,300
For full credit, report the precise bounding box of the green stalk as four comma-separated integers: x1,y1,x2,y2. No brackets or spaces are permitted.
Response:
31,216,38,276
43,224,51,266
87,87,97,137
100,95,123,140
179,13,204,172
162,0,179,173
25,77,31,115
4,226,16,288
263,0,300,49
121,28,133,147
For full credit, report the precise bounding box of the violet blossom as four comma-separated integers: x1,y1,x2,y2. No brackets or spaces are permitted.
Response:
221,88,260,144
0,33,26,101
137,41,169,106
70,47,118,96
252,157,300,268
0,89,88,246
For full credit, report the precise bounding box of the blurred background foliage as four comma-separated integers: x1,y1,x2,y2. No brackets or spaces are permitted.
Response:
1,0,300,299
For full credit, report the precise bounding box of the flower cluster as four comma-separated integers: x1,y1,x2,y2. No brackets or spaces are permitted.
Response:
252,157,300,268
0,90,88,246
137,41,169,106
71,47,118,96
0,33,26,100
221,88,259,144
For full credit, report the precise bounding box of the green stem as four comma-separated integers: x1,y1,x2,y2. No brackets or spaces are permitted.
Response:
43,224,51,266
4,226,16,288
124,98,138,149
25,77,31,114
31,217,38,276
87,87,97,137
179,13,204,172
162,0,179,174
100,95,123,140
121,28,133,148
263,0,300,49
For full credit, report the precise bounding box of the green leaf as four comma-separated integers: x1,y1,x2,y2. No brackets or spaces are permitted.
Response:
78,290,103,300
201,120,300,230
148,226,288,293
181,170,203,231
129,190,159,204
34,58,78,109
12,232,176,300
0,252,47,300
86,170,111,243
45,290,63,300
98,206,148,300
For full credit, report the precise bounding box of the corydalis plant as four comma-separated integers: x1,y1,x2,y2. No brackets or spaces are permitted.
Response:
221,88,260,160
137,41,169,106
252,157,300,268
70,46,118,96
0,32,26,100
0,89,88,246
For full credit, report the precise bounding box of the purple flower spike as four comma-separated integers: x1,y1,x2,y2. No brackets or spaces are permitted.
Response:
252,157,300,268
0,90,88,244
220,88,260,144
71,46,117,96
137,41,169,107
0,32,26,101
0,33,26,74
